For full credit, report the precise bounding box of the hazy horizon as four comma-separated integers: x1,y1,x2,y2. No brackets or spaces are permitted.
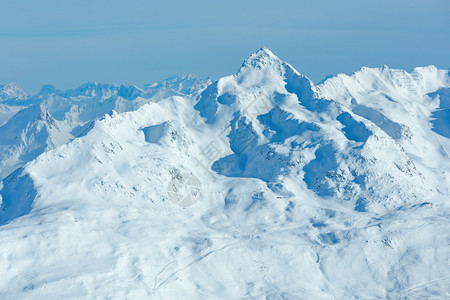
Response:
1,0,449,93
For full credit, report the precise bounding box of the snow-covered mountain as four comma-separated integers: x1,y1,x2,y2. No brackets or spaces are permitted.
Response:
0,83,29,127
0,48,449,299
0,75,211,180
0,83,28,103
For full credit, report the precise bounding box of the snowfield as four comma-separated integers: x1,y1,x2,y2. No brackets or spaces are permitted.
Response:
0,48,449,299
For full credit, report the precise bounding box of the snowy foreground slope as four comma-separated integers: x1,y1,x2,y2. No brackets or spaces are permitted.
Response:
0,48,449,299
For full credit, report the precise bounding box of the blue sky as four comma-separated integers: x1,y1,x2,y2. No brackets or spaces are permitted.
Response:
1,0,449,93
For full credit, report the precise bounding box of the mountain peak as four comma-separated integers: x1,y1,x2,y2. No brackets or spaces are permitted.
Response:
257,46,276,57
240,47,282,71
0,82,28,102
1,49,450,300
38,84,58,95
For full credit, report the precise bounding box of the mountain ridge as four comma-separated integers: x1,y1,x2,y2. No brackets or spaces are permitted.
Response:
0,48,449,299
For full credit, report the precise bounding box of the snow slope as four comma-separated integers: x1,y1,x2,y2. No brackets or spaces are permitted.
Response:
0,48,449,299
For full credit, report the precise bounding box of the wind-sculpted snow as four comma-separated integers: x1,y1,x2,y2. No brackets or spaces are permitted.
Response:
0,48,449,298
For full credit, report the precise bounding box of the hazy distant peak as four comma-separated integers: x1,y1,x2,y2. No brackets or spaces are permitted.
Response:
0,82,28,102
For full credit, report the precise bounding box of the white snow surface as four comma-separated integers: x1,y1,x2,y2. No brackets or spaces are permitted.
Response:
0,48,449,299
